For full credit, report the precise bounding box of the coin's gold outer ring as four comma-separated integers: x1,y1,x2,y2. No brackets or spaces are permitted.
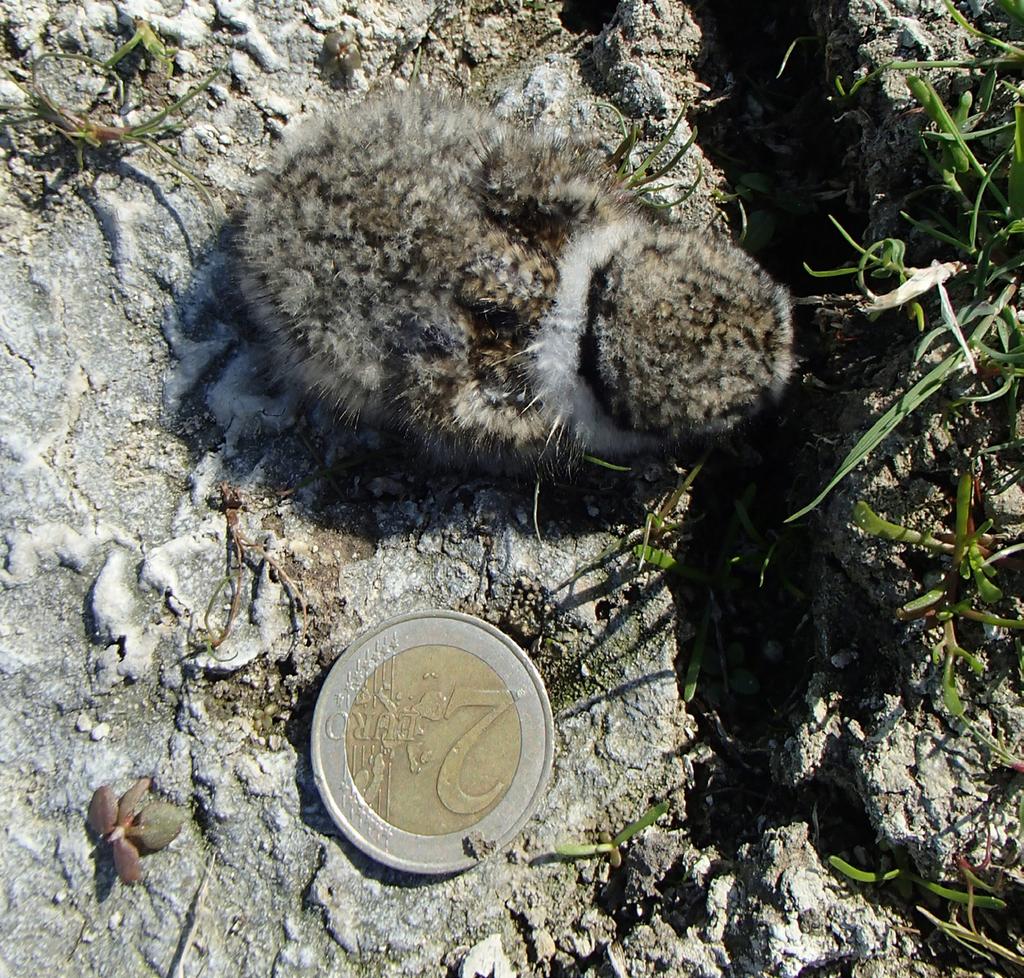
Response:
311,609,554,875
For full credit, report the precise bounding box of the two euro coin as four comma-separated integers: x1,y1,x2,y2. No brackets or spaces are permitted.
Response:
311,611,553,874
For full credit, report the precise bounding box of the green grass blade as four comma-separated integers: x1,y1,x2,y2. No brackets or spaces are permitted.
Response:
803,263,859,279
787,353,963,522
733,491,767,547
628,108,687,185
776,36,819,79
582,454,631,472
682,604,710,702
611,799,670,847
899,210,973,252
944,0,1024,58
915,326,951,363
128,64,224,135
828,855,901,883
1010,104,1024,218
972,339,1024,364
943,653,966,717
906,75,972,175
827,213,868,254
906,872,1007,909
638,125,697,186
555,842,608,857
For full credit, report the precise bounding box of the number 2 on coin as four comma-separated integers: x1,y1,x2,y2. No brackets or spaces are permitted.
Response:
436,687,515,816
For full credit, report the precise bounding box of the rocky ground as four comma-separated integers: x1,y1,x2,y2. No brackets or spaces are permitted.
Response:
1,1,1021,976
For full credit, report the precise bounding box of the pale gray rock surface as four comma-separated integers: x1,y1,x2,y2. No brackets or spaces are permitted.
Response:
1,0,1009,976
0,2,697,975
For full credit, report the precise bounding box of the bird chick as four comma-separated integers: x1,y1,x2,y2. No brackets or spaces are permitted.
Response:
235,88,794,471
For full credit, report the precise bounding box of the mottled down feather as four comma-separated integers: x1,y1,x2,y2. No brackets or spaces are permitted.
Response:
235,88,794,470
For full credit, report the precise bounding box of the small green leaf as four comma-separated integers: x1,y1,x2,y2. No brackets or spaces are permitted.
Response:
829,855,901,883
611,800,670,847
942,656,965,718
900,587,946,615
1009,105,1024,219
952,90,972,129
906,75,970,174
969,550,1003,602
128,801,184,853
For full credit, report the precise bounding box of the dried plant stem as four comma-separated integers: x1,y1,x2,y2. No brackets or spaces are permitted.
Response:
199,483,309,656
168,852,216,978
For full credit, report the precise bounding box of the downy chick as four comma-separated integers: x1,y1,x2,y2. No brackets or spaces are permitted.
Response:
235,88,794,471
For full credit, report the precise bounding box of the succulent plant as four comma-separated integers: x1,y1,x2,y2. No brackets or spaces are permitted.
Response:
87,778,185,883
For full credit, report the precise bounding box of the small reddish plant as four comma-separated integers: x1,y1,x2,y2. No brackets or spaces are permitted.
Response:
87,777,184,883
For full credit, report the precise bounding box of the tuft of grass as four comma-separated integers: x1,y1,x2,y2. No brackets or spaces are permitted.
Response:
0,20,222,202
853,469,1024,772
829,853,1007,910
560,452,807,706
831,846,1024,967
790,0,1024,521
548,457,797,707
788,284,1017,523
555,799,670,867
917,904,1024,966
601,102,702,208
